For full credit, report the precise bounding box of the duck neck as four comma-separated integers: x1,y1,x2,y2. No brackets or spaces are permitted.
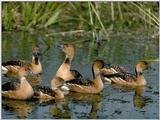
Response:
135,68,146,85
19,77,34,99
59,55,72,70
58,56,71,72
135,68,143,77
64,52,73,63
32,55,39,65
64,56,72,64
92,66,96,79
55,89,64,99
93,71,103,89
20,77,33,91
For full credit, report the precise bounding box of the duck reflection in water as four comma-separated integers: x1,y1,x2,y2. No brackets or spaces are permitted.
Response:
112,84,149,109
133,86,148,109
2,99,33,119
49,93,103,119
49,99,71,118
69,92,103,119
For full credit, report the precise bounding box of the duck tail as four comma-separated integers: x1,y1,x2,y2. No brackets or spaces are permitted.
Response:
60,83,70,91
2,66,8,74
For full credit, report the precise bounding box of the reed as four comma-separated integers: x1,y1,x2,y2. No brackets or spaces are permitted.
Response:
2,2,159,33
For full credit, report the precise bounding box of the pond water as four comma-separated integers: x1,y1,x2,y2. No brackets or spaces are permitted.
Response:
2,30,159,119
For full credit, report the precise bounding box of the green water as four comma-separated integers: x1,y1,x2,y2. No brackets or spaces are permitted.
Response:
2,30,159,119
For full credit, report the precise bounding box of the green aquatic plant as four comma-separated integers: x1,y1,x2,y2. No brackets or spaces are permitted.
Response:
2,2,159,37
131,2,159,29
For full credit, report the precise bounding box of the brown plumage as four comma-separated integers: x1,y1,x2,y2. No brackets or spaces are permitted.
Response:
33,76,65,100
103,61,149,86
65,60,104,94
2,45,42,79
2,66,34,100
99,61,128,77
54,44,79,81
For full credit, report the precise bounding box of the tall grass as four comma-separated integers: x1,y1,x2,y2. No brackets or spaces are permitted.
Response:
2,2,159,33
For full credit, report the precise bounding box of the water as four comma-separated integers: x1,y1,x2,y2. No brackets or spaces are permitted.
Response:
2,31,159,119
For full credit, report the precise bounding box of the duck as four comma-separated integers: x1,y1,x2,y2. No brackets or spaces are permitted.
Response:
85,59,128,83
64,60,104,94
103,61,149,86
33,76,65,100
2,67,65,100
30,44,77,100
52,43,86,91
2,45,42,79
2,66,34,100
54,44,77,81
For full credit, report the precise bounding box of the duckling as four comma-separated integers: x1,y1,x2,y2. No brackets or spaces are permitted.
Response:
2,66,34,100
33,76,65,100
65,60,104,94
103,61,149,86
2,45,42,79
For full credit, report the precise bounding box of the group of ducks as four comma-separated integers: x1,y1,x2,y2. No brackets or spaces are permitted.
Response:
2,44,149,101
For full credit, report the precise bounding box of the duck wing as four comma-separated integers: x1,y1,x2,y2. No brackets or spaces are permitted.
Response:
33,85,55,97
2,60,28,67
2,82,20,91
68,69,93,86
66,77,94,86
104,72,136,83
104,63,128,73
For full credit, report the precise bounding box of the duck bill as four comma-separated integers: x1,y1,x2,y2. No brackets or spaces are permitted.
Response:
54,44,64,50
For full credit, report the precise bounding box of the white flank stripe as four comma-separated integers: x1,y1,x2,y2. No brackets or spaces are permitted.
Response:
2,66,8,74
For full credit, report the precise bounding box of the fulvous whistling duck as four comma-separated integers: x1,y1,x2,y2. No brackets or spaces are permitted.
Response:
30,45,42,74
54,44,77,81
103,61,149,86
30,44,75,100
52,44,84,92
33,76,65,100
2,66,34,100
2,45,42,79
65,60,104,94
2,69,65,100
95,60,128,83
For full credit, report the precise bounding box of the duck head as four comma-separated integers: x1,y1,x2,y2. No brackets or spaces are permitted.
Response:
135,61,149,76
32,45,41,56
32,45,41,65
55,44,74,62
92,60,105,78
